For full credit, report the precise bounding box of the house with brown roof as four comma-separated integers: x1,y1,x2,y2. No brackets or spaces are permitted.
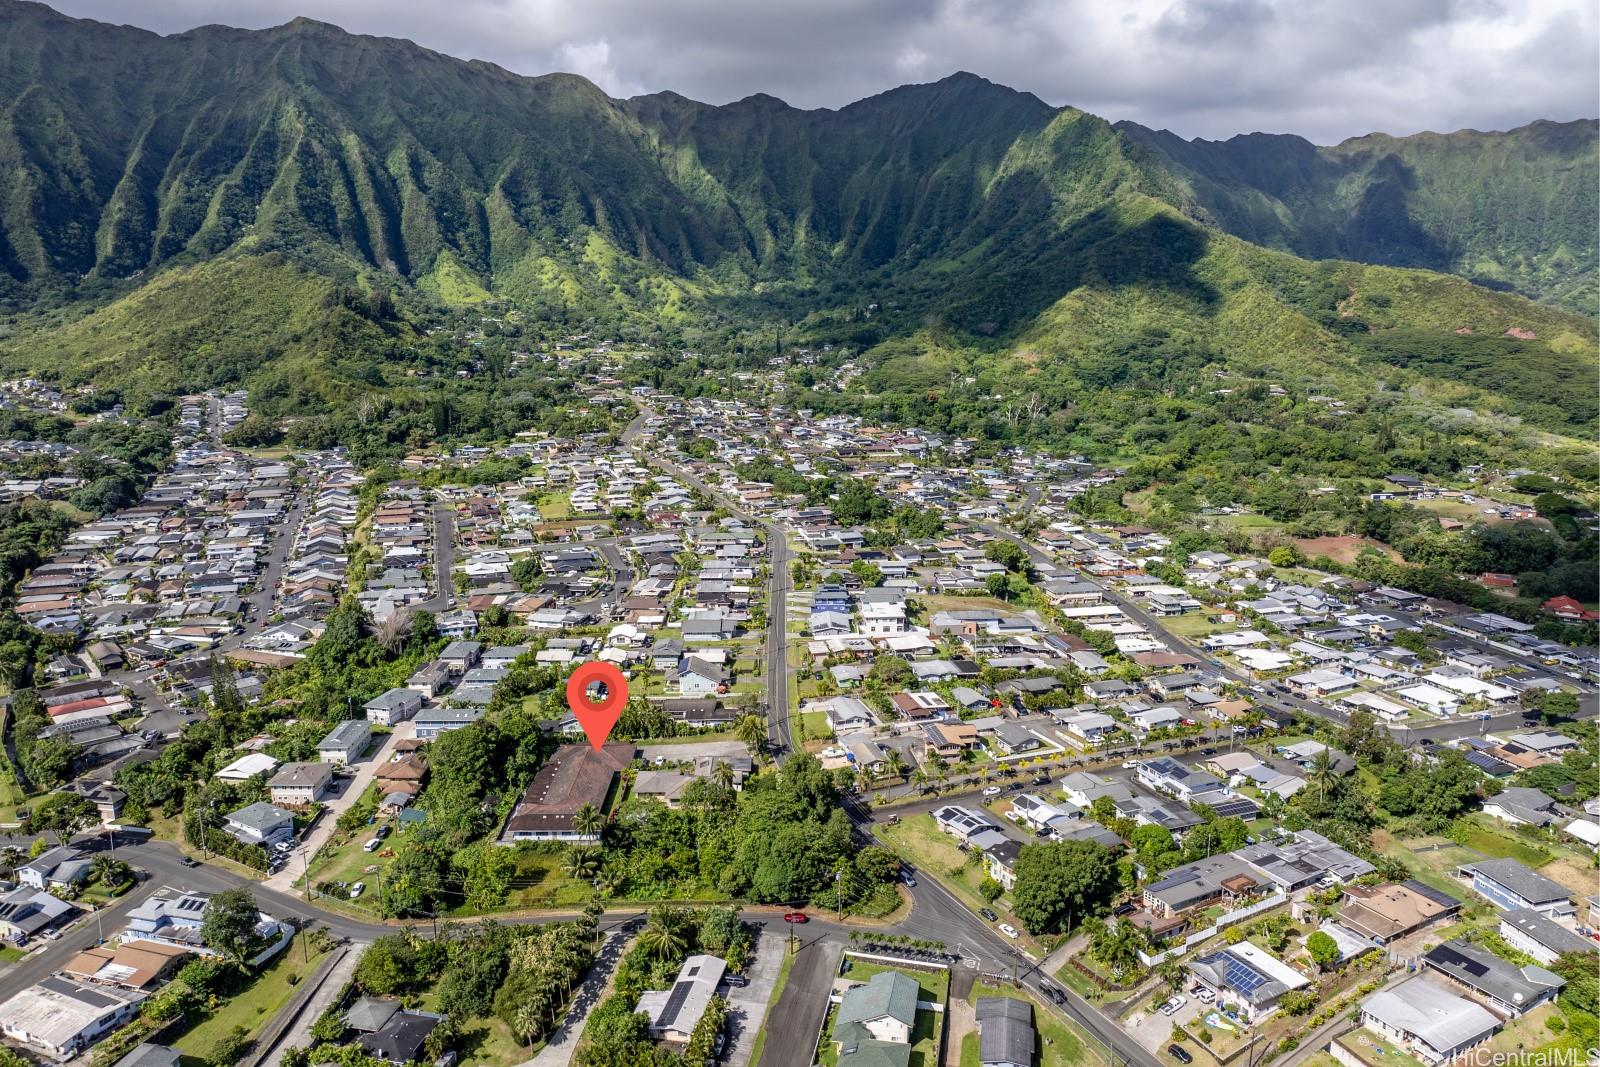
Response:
1338,881,1461,945
375,754,429,797
498,744,635,845
61,941,189,991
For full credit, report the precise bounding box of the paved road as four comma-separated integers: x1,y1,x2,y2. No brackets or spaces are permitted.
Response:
766,528,794,752
264,722,416,894
629,442,797,752
759,934,842,1067
418,503,456,612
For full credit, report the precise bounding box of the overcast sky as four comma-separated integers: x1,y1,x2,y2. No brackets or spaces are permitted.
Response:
44,0,1598,142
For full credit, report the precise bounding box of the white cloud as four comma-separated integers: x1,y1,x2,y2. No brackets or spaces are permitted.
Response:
47,0,1598,141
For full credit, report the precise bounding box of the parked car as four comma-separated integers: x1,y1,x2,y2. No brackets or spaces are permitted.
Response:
1121,760,1139,769
998,923,1020,939
349,882,365,899
362,838,382,853
979,908,999,922
783,911,808,924
180,856,200,868
1170,1046,1194,1064
374,825,391,840
723,974,749,988
982,786,1002,797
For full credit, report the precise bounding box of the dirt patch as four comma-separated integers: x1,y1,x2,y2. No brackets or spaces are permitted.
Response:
1537,856,1598,897
1504,327,1538,340
1293,535,1401,565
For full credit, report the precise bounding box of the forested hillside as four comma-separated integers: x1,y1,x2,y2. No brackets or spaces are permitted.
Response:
1119,119,1599,313
0,0,1594,451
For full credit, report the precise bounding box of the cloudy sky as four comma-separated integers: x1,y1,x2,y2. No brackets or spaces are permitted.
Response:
45,0,1598,142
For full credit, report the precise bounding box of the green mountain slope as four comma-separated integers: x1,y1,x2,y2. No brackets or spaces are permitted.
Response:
0,0,1593,443
1117,119,1599,313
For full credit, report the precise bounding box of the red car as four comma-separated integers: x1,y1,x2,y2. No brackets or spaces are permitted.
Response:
783,911,809,924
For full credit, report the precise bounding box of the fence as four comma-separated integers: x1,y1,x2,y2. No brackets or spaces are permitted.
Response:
1138,892,1288,967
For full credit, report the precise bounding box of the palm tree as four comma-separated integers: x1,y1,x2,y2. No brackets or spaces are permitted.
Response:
562,847,601,883
734,713,767,761
884,749,909,782
1090,918,1143,979
0,847,22,877
512,1003,542,1047
637,906,689,963
712,760,736,792
1308,749,1338,801
573,803,606,841
89,854,128,887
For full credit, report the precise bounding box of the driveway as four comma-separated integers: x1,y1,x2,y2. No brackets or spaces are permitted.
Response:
723,932,785,1067
1123,992,1204,1054
263,722,415,893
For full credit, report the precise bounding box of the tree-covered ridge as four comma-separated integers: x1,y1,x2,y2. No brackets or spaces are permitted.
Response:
0,0,1593,318
1117,117,1599,313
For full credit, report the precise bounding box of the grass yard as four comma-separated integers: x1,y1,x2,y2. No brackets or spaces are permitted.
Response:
1161,614,1235,638
173,935,328,1062
538,492,572,520
797,710,835,742
500,848,595,910
841,957,949,1004
1449,819,1554,867
455,1012,534,1065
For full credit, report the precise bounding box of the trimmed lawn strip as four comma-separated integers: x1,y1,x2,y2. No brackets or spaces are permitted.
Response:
173,935,329,1061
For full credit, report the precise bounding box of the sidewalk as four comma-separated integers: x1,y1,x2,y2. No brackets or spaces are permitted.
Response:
263,722,414,894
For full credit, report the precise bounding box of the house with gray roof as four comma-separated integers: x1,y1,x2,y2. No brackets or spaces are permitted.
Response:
224,801,295,847
1458,859,1574,917
1360,978,1501,1064
1421,939,1564,1016
317,719,372,765
1498,908,1599,965
976,997,1035,1067
635,954,726,1042
1482,787,1568,828
17,847,89,892
835,970,919,1067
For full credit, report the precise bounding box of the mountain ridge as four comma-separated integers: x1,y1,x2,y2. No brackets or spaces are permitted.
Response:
0,0,1594,447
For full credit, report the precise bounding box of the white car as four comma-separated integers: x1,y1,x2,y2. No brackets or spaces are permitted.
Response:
982,786,1002,798
998,923,1020,939
1121,760,1139,769
349,881,366,899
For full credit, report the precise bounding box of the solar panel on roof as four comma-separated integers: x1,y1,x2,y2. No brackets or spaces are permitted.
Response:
659,980,694,1027
1464,751,1514,774
1209,798,1260,818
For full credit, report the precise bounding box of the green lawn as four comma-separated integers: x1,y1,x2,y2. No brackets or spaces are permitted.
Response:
841,957,949,1004
1161,614,1234,638
455,1012,534,1066
960,1031,980,1067
173,936,328,1061
1450,819,1554,867
797,710,834,742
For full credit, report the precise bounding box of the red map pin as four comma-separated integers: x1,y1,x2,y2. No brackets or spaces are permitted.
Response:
567,661,628,750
